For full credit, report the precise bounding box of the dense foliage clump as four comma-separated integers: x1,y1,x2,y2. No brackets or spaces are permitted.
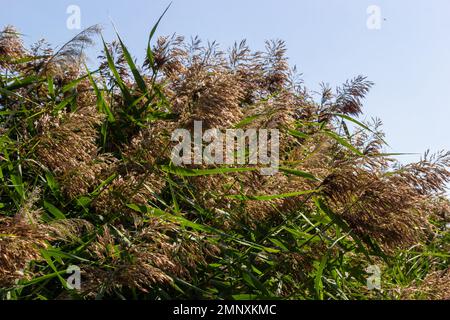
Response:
0,22,448,300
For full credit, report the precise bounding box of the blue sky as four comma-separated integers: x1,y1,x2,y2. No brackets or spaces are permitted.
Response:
1,0,449,163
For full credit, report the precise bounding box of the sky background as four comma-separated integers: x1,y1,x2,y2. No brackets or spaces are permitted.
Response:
1,0,449,163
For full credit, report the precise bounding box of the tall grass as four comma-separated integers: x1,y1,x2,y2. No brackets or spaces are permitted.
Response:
0,14,448,300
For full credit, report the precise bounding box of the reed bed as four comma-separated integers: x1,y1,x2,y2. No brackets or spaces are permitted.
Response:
0,16,448,300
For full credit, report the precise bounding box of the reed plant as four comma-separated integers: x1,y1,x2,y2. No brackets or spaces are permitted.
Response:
0,14,448,300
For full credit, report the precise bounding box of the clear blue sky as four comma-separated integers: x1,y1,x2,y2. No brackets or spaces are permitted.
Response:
1,0,449,163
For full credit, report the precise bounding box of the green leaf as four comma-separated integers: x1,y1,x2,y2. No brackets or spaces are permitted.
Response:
47,77,54,97
160,165,258,177
314,253,328,300
6,76,42,90
116,33,148,94
333,113,388,146
76,196,92,207
45,172,60,198
43,248,91,263
323,130,363,156
227,189,319,201
234,114,262,129
287,129,309,139
279,167,319,181
242,270,269,295
19,270,67,287
101,36,133,103
269,238,289,251
62,72,96,93
52,95,75,115
90,173,118,196
43,201,65,220
86,66,115,122
146,3,171,72
40,250,68,289
10,174,24,199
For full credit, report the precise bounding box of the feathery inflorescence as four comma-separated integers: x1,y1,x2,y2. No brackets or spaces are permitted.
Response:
0,24,448,300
